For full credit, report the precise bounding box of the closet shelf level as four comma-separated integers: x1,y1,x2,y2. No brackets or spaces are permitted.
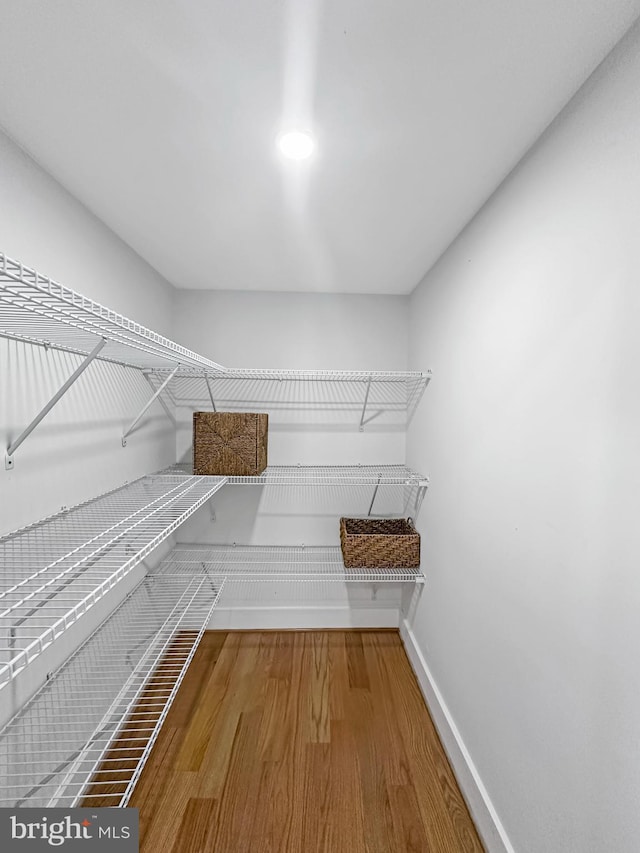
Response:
152,370,430,429
0,251,226,372
0,251,431,387
168,464,428,518
0,572,224,808
171,464,428,487
1,251,430,445
164,545,424,583
0,473,226,688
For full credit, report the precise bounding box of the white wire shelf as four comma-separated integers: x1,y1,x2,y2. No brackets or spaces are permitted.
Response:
1,251,430,445
150,370,430,428
227,464,429,487
0,473,226,688
0,251,430,388
166,463,428,517
165,368,428,382
162,545,424,583
169,463,428,487
0,573,224,808
0,252,226,372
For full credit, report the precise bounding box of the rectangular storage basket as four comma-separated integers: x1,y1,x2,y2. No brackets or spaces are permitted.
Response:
339,517,420,568
193,411,268,476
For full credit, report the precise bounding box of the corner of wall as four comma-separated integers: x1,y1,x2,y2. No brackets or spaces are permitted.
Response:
399,618,514,853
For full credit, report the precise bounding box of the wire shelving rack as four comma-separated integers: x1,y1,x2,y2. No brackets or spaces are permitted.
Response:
149,369,430,428
169,463,427,487
0,473,226,687
0,249,432,806
1,252,430,433
163,545,424,583
0,571,224,808
225,464,428,487
167,464,429,518
0,252,226,372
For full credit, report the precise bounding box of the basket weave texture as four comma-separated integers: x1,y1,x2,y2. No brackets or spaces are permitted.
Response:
339,517,420,568
193,412,268,476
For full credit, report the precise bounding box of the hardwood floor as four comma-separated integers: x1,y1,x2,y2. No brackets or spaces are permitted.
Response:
129,631,485,852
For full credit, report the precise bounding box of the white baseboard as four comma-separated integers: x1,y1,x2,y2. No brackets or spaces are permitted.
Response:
208,606,400,631
399,619,515,853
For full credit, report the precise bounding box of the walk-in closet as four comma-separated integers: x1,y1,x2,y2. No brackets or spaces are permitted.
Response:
2,3,640,851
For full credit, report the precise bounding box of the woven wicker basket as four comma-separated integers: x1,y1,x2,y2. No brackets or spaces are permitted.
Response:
339,517,420,568
193,412,268,476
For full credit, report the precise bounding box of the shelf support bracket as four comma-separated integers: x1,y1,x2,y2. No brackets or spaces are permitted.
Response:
359,378,372,432
5,338,106,468
122,365,179,446
367,473,382,516
204,374,217,412
412,484,428,520
142,373,175,427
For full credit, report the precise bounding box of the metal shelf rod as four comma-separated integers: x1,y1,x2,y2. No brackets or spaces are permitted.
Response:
142,373,175,427
204,374,217,411
122,364,179,445
359,377,372,431
367,473,382,516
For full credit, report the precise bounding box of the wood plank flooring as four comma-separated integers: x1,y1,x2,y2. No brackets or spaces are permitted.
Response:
130,631,485,852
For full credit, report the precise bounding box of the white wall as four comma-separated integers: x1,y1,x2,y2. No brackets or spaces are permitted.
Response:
173,289,410,543
0,128,177,535
0,130,175,331
406,18,640,853
172,290,409,372
173,289,410,626
173,288,410,498
0,128,182,730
